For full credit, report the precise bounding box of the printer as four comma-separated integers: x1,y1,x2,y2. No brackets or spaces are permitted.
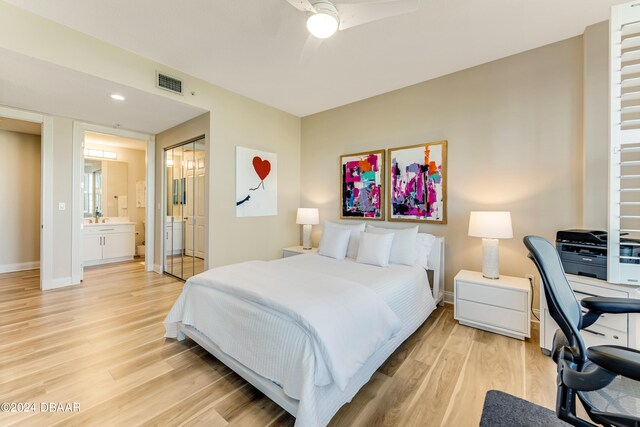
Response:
556,229,640,281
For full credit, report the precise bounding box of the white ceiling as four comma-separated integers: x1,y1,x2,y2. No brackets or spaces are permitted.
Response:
4,0,628,117
0,48,206,134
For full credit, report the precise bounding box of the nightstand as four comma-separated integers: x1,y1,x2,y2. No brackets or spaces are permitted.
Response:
454,270,531,340
282,246,318,258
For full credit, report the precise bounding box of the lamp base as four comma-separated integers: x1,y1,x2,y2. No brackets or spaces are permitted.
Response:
302,224,312,250
482,238,500,279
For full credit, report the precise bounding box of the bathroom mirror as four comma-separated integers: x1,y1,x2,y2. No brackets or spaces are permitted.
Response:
83,158,128,219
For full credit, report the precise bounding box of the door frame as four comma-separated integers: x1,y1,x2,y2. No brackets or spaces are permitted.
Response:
72,122,156,281
0,105,53,290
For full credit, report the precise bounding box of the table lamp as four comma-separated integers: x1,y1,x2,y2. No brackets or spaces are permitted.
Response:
296,208,319,250
468,211,513,279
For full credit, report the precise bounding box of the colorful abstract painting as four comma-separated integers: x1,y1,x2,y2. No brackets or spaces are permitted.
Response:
388,141,447,224
236,147,277,217
340,150,385,220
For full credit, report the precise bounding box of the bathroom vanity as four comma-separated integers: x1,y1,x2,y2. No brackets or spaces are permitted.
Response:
83,222,135,266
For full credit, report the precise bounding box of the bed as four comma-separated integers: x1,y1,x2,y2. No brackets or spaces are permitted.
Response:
164,236,444,427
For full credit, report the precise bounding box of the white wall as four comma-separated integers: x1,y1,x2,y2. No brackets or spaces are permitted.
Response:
51,117,74,280
0,2,301,282
155,111,301,268
0,129,40,270
0,2,609,297
301,37,585,307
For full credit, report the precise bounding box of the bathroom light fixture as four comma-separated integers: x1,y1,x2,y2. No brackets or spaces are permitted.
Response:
306,2,339,39
84,148,117,160
110,93,125,101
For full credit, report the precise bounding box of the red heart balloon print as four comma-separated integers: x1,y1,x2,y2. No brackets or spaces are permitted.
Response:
252,156,271,181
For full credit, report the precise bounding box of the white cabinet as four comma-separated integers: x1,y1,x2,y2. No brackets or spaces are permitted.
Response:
82,234,103,262
165,220,184,255
103,231,135,259
540,274,640,354
83,224,135,266
454,270,531,340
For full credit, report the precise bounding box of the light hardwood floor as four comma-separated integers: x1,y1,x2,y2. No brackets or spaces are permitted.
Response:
164,254,205,280
0,261,557,426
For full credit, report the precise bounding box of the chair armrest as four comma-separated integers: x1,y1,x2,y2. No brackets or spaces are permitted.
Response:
587,345,640,382
581,297,640,314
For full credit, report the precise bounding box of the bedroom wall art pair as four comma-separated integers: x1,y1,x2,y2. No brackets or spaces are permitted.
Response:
340,141,448,224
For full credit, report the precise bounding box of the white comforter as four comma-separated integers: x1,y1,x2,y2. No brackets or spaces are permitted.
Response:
164,259,401,392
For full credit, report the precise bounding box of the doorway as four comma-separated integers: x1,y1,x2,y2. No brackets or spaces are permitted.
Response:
0,117,41,277
72,122,155,282
81,132,147,269
163,136,206,280
0,106,52,290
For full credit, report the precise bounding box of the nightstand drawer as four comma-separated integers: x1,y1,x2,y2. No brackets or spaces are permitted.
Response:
457,281,527,312
457,299,528,334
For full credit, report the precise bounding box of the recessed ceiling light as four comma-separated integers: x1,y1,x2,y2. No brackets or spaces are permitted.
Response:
110,93,125,101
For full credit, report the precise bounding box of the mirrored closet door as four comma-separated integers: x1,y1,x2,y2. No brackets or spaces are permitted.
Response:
164,137,206,280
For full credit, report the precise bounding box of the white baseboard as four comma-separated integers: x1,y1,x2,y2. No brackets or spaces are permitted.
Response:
42,276,80,291
444,290,454,305
0,261,40,273
154,264,163,274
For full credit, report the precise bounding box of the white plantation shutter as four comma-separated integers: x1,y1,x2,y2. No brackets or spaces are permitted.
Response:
609,1,640,284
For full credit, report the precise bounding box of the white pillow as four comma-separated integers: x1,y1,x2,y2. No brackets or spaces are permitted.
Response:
318,227,352,260
323,221,366,258
367,225,419,266
356,232,395,267
415,233,437,269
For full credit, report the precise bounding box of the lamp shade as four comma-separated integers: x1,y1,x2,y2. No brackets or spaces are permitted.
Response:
296,208,319,225
468,211,513,239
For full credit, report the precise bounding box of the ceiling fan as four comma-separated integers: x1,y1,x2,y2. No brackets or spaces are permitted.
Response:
285,0,419,39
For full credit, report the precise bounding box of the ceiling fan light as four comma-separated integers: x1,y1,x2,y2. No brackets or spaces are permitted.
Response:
307,12,338,39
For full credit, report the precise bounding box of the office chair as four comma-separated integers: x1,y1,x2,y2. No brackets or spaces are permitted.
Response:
523,236,640,427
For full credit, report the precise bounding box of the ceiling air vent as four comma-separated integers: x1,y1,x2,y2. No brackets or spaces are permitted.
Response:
156,72,183,95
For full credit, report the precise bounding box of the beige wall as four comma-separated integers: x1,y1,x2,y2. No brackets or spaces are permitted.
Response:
582,21,609,230
0,3,301,283
0,129,40,268
301,37,585,306
156,111,301,269
85,143,147,246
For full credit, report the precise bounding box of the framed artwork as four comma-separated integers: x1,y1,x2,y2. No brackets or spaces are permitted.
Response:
388,140,447,224
340,150,385,220
236,146,277,217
